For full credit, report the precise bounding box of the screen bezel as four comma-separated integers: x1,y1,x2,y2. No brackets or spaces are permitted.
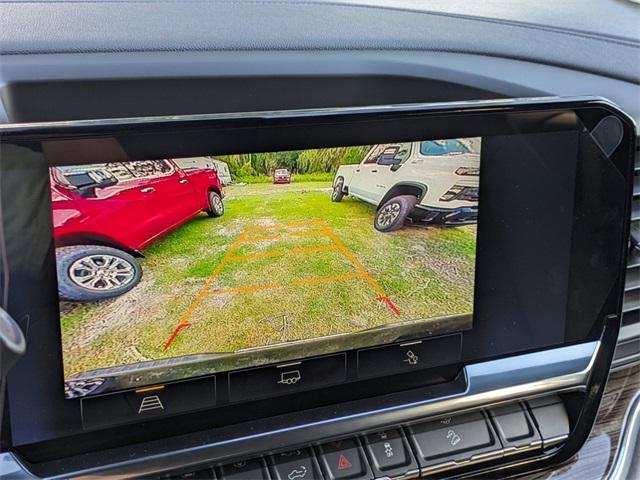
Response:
0,97,635,459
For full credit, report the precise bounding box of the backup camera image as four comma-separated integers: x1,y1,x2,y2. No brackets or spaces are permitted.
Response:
53,139,480,398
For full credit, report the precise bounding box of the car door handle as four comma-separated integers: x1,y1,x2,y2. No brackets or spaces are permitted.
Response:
179,179,189,184
355,169,361,172
140,187,155,193
371,169,378,173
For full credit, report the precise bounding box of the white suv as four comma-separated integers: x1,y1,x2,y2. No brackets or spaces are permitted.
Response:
332,139,480,232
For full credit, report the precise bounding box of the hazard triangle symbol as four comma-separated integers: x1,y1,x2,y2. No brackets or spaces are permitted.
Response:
337,453,353,470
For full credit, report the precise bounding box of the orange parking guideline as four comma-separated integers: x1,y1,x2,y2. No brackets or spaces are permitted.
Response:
239,233,281,243
243,224,284,233
163,230,247,350
227,251,283,262
204,283,282,296
240,229,323,243
164,220,400,350
294,273,366,286
287,230,325,238
316,222,385,296
228,245,339,262
243,220,320,233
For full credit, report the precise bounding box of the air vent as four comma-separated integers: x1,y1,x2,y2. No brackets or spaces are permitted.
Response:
613,143,640,370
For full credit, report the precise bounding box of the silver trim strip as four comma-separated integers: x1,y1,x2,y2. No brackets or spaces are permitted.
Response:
0,97,565,132
607,390,640,480
0,96,632,136
32,341,600,479
612,323,640,371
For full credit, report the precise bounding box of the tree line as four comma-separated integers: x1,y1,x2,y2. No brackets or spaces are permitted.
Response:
217,145,371,179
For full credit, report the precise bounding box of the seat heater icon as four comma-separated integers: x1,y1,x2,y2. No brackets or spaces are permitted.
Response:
278,370,302,385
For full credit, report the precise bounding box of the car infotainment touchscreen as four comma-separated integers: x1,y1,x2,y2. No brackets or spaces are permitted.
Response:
1,98,634,449
54,139,480,398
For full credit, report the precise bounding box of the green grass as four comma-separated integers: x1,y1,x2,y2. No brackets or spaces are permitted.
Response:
60,181,476,378
233,172,334,184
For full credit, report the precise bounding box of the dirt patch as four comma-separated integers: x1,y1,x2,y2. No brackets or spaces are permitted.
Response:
63,272,170,350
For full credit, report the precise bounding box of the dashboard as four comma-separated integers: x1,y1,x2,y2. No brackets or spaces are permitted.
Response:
0,1,639,479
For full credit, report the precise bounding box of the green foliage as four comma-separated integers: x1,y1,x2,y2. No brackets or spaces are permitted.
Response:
237,162,257,177
217,145,370,181
233,175,272,184
233,172,334,184
297,146,369,174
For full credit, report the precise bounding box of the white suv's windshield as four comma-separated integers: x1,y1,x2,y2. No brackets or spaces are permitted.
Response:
420,139,470,156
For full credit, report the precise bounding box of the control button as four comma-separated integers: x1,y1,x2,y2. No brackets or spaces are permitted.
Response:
407,411,502,471
168,468,215,479
363,429,418,478
489,402,541,452
357,334,461,379
317,438,373,480
270,448,322,480
220,458,269,480
82,376,216,429
527,395,570,447
229,354,346,402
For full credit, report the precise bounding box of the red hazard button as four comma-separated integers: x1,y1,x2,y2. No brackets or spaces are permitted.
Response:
337,454,352,470
317,438,372,480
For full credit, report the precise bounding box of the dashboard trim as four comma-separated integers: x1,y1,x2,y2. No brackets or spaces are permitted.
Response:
0,95,635,135
17,341,599,479
607,390,640,480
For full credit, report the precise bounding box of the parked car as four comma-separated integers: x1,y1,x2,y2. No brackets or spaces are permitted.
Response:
173,157,233,186
51,159,225,301
210,159,233,186
273,168,292,184
332,139,480,232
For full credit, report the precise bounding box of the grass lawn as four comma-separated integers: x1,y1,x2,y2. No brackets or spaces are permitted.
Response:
60,181,476,378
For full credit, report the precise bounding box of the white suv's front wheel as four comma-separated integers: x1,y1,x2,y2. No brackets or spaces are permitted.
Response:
374,195,417,232
331,178,345,202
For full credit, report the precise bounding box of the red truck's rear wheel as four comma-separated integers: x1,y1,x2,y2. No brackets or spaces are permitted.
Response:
207,191,225,217
56,245,142,301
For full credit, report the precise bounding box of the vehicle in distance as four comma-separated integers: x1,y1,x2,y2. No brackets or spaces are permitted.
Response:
273,168,292,184
51,159,225,301
174,157,233,186
332,140,480,232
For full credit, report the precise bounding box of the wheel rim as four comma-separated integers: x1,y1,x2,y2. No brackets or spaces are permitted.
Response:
69,254,136,291
211,194,223,212
377,202,401,227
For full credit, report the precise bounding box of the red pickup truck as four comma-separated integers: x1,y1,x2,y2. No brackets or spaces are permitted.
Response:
51,159,224,301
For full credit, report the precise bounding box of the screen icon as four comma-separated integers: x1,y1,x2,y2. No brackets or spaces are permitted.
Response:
278,370,302,385
403,350,419,365
138,395,164,414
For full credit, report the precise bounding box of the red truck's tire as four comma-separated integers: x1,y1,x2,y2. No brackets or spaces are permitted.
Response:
56,245,142,302
207,191,225,217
